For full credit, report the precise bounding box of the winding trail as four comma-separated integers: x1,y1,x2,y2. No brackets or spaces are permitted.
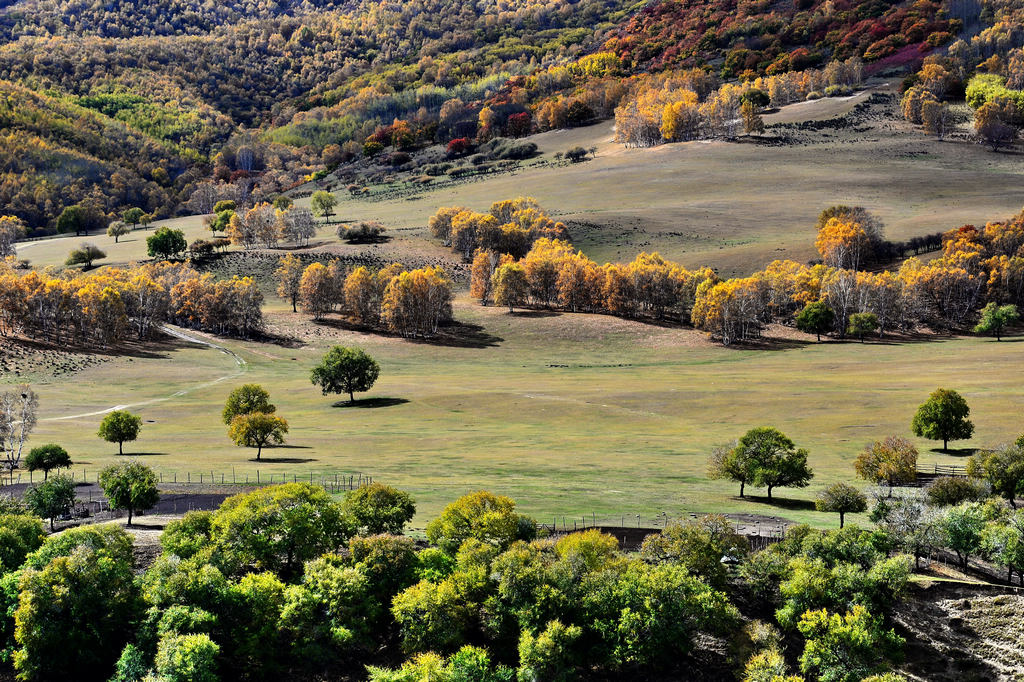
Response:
41,325,248,422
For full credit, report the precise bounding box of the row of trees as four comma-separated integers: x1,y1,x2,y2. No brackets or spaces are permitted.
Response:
274,256,454,338
0,260,264,345
216,203,317,250
428,197,570,260
454,202,1024,345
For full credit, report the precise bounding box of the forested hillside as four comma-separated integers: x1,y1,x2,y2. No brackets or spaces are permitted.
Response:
0,0,1018,234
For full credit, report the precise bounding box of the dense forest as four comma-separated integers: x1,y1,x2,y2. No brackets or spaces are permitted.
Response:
0,0,1021,234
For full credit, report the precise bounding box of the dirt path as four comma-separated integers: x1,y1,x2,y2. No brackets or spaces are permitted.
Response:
40,325,247,422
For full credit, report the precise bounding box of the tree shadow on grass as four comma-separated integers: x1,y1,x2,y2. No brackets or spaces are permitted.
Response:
928,447,978,457
314,317,503,349
741,495,817,511
332,397,409,409
248,457,318,464
509,309,561,318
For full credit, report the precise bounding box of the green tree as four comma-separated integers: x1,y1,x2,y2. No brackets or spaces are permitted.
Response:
273,196,293,211
311,191,337,224
13,545,140,680
212,483,349,578
98,460,159,526
228,413,288,461
25,475,76,531
147,227,188,259
111,644,148,682
24,444,71,480
967,443,1024,508
815,483,867,528
795,300,835,341
981,511,1024,584
121,207,145,230
426,491,535,553
847,312,878,342
639,515,749,588
0,514,44,571
940,502,986,570
98,409,142,455
213,200,236,214
211,209,234,234
55,205,87,236
797,605,904,682
342,483,416,535
65,243,106,268
973,302,1019,340
911,388,974,451
310,346,380,403
518,620,582,682
222,384,276,425
725,427,813,500
107,221,131,243
154,633,220,682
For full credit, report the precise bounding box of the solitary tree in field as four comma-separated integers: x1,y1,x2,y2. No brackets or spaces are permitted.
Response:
311,191,337,224
25,444,72,480
25,475,76,530
98,410,142,455
974,302,1019,341
274,254,304,312
107,221,130,243
121,207,145,230
911,388,974,451
65,243,106,268
855,435,918,495
795,301,834,341
815,482,867,528
712,427,812,499
98,460,159,526
146,227,187,260
310,346,380,403
228,413,288,461
222,384,276,425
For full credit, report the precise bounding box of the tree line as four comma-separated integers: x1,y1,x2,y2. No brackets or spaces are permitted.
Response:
274,256,454,338
450,200,1024,346
0,260,264,346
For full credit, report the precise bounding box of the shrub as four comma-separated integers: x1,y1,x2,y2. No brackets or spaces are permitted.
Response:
825,85,852,97
565,146,588,162
339,221,388,244
806,91,823,100
926,476,985,506
154,633,220,682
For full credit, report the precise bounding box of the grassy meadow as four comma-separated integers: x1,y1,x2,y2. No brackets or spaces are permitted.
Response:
9,85,1024,529
13,294,1024,529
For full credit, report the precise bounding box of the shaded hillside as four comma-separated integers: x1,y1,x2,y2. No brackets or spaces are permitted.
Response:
607,0,960,76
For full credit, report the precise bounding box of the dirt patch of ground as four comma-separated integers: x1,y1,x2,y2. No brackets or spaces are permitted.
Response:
895,581,1024,681
0,336,111,381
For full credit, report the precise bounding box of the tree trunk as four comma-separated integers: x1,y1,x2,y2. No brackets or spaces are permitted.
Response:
349,389,355,403
127,508,133,527
767,485,773,500
816,332,821,342
839,512,845,528
119,440,123,456
943,438,948,451
256,445,262,461
739,480,745,498
292,298,297,313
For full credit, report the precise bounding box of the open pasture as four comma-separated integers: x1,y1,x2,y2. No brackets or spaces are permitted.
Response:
9,295,1023,527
